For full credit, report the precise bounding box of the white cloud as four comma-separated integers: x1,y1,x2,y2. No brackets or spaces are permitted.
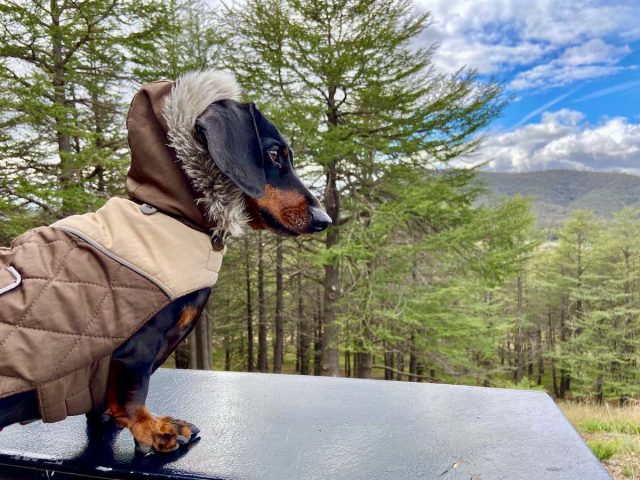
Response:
561,39,629,66
509,62,625,91
468,109,640,173
414,0,639,89
508,39,630,90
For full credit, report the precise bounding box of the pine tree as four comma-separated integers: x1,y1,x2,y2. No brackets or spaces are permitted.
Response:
544,210,602,398
224,0,505,375
129,0,224,83
0,0,161,241
566,207,640,402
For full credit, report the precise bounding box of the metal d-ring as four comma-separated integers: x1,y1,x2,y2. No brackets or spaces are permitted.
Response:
0,266,21,295
211,232,226,252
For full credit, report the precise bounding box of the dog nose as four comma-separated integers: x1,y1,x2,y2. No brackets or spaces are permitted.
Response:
309,206,332,232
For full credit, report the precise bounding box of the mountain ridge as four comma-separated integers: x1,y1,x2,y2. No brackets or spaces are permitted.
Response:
475,169,640,227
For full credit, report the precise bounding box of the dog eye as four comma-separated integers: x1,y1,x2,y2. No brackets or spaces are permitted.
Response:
268,149,280,165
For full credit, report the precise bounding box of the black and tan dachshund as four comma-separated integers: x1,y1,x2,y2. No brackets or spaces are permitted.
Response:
0,75,331,454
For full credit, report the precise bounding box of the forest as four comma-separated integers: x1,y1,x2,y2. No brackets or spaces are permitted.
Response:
1,0,638,405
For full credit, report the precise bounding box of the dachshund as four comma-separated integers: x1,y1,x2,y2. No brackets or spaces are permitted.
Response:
0,71,331,454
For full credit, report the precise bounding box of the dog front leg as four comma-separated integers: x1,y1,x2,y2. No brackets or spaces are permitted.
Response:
104,288,210,453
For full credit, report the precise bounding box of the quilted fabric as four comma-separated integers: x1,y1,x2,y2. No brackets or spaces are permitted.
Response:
0,227,169,421
52,197,225,300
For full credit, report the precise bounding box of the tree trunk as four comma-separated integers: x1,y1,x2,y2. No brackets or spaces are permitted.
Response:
356,352,371,379
595,375,604,404
257,231,268,372
193,307,212,370
89,87,106,193
313,287,322,376
174,338,192,369
558,309,570,398
396,352,404,381
297,256,311,375
384,346,394,380
188,329,198,368
244,236,254,372
409,333,417,382
548,311,559,397
356,337,372,379
273,237,284,373
321,164,340,376
50,1,75,214
514,273,524,384
527,343,534,378
224,334,231,371
416,363,425,383
344,350,351,377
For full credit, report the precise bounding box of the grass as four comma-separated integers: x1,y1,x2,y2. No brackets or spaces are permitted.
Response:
588,440,618,461
560,401,640,479
584,419,640,435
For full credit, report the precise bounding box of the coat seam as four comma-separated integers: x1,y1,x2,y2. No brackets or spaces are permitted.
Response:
52,225,174,299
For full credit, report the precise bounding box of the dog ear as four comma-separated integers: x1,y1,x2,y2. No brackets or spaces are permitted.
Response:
195,100,266,198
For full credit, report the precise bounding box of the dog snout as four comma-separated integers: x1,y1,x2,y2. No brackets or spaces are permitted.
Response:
309,206,332,232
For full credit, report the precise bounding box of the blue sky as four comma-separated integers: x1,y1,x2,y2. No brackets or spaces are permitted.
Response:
414,0,640,174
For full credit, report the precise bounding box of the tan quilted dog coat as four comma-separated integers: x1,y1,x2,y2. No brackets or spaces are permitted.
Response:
0,71,238,422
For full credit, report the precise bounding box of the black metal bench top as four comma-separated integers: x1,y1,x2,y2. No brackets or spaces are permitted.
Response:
0,369,610,479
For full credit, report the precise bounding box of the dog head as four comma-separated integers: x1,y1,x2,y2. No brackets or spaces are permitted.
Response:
195,100,331,236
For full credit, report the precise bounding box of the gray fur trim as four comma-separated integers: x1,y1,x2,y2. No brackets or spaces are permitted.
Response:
163,70,248,238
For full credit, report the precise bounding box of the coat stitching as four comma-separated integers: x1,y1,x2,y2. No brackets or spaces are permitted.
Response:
7,325,127,340
14,239,76,247
0,244,78,352
0,227,182,409
44,265,125,383
20,276,160,292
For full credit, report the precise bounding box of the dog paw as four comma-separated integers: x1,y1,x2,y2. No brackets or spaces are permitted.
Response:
130,414,200,454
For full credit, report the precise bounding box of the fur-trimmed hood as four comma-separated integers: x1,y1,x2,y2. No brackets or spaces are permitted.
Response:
125,70,246,237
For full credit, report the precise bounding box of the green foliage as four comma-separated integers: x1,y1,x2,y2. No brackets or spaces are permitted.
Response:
584,419,640,435
222,0,508,375
588,440,618,461
0,0,165,236
562,208,640,400
129,0,224,82
492,377,545,391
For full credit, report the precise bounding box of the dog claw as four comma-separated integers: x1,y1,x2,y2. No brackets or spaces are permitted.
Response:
163,443,180,452
135,440,152,455
176,434,189,445
189,424,200,437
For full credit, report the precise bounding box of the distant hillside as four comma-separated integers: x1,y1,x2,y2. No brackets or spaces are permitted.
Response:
475,170,640,227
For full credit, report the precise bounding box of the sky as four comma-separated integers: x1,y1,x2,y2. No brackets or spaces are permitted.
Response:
414,0,640,174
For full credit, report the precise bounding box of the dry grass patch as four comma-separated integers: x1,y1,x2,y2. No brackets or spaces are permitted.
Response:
560,401,640,479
